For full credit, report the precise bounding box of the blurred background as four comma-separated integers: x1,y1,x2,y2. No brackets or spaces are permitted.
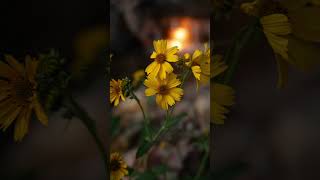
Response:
0,0,108,180
110,0,211,179
213,0,320,179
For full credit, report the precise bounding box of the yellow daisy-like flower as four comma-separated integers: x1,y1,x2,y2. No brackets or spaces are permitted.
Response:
110,152,128,180
0,55,48,141
132,70,145,87
211,55,235,124
144,73,183,110
241,0,320,88
184,44,211,88
146,40,179,80
110,79,125,106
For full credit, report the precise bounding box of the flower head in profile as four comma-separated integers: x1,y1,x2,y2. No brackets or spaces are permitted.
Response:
132,70,145,87
0,55,48,141
144,73,183,110
110,79,126,106
241,0,320,88
110,152,128,180
184,44,211,88
211,55,234,124
146,40,179,80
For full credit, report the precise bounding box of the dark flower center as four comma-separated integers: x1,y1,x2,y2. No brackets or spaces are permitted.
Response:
110,159,121,171
155,54,166,64
159,85,169,95
12,78,34,103
114,85,121,94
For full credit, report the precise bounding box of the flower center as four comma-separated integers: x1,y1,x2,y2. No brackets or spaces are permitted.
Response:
12,78,34,103
260,1,288,16
114,85,121,94
110,159,121,171
155,54,166,64
159,85,169,95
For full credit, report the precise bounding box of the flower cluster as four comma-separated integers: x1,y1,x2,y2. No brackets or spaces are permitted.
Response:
110,39,210,110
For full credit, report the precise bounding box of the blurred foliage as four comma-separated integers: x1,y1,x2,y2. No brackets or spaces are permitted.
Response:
36,49,70,112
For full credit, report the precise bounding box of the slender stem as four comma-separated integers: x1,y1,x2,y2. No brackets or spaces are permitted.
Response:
66,94,108,177
194,150,209,180
132,92,147,123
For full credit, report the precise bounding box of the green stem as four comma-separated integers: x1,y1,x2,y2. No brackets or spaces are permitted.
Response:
66,95,108,177
132,92,147,123
194,150,209,180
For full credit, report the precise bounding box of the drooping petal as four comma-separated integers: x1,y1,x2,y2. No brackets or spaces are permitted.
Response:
0,61,18,79
4,55,25,76
191,66,201,80
33,99,48,126
0,106,22,131
14,105,32,141
275,55,289,88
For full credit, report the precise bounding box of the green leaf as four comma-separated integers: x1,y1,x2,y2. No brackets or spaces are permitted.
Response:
136,139,154,158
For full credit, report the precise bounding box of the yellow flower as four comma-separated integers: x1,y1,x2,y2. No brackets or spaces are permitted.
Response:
132,70,145,87
211,55,234,124
110,79,125,106
184,50,202,80
241,0,320,88
144,73,183,110
184,44,211,88
110,152,128,180
146,40,179,80
0,55,48,141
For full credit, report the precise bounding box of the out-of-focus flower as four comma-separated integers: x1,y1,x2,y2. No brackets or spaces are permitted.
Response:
241,0,320,88
144,73,183,110
132,70,145,87
184,50,202,81
110,152,128,180
0,55,48,141
211,55,234,124
146,40,179,80
184,44,211,88
110,79,126,106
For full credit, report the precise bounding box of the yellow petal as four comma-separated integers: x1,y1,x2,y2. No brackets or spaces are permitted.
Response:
34,99,48,126
150,51,157,59
0,61,17,79
145,88,157,96
0,106,22,131
264,31,289,60
164,95,175,106
166,54,179,62
144,78,159,89
14,105,32,141
4,55,25,76
275,55,289,88
261,14,291,35
212,83,235,106
158,65,167,80
145,61,158,74
192,66,201,80
162,62,174,74
169,88,183,101
25,55,38,82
